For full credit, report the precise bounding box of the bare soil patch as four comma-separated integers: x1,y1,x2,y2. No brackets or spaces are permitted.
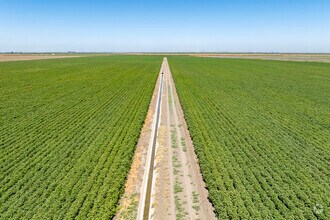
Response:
191,53,330,63
0,54,79,62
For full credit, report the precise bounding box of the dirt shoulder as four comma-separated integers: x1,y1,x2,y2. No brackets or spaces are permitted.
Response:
0,54,80,62
191,53,330,63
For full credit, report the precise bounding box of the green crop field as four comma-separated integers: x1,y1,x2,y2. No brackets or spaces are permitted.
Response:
0,56,161,219
170,57,330,219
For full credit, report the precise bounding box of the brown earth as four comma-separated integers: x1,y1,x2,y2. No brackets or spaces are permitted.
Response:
0,54,79,62
191,53,330,63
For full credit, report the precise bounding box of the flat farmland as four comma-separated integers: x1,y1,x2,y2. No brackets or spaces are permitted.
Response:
0,56,161,219
170,57,330,219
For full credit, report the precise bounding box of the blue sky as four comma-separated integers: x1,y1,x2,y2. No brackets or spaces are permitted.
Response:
0,0,329,52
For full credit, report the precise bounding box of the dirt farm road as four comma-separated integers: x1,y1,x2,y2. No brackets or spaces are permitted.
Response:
116,58,216,220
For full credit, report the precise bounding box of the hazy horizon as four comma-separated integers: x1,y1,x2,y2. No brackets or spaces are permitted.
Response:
1,0,329,53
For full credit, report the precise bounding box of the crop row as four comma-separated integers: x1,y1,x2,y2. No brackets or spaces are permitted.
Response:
170,57,329,219
0,56,161,219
